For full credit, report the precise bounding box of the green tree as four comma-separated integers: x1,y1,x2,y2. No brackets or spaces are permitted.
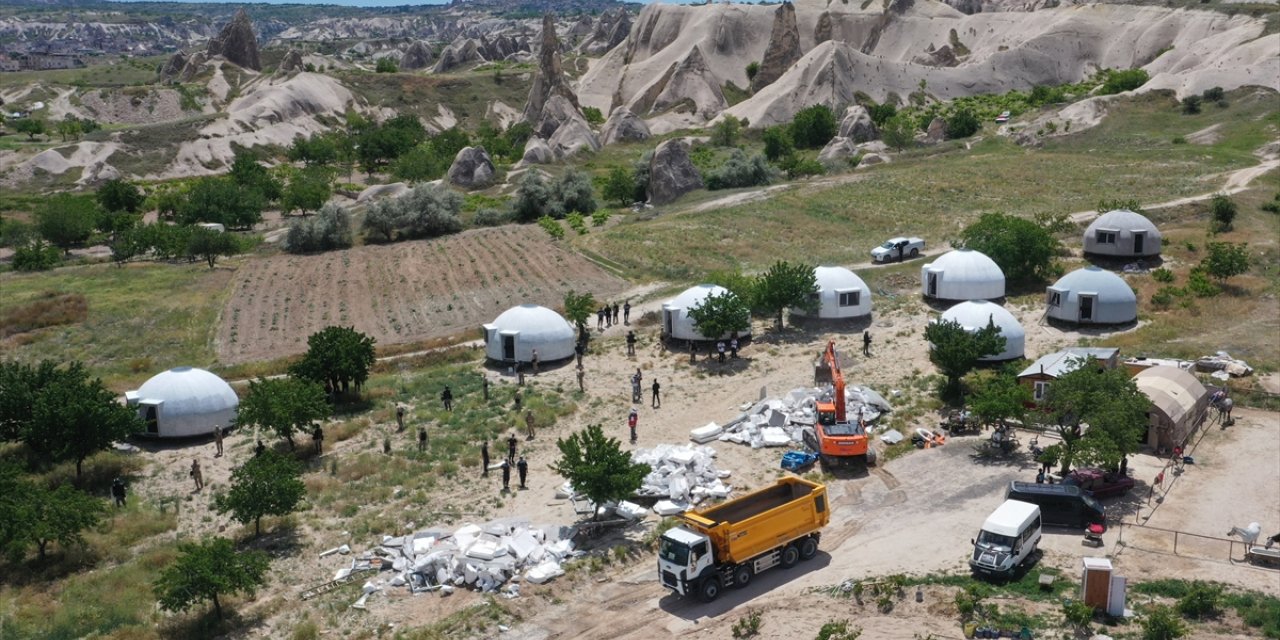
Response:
709,268,759,312
1199,242,1249,281
391,143,446,182
1209,194,1236,232
1176,581,1223,619
790,105,837,149
687,290,751,341
362,199,402,242
235,377,329,448
96,179,145,214
12,118,46,140
1033,365,1148,473
288,133,340,167
512,171,557,222
602,167,636,207
556,169,598,216
229,151,282,203
880,112,916,151
753,260,818,329
965,368,1031,429
745,61,760,82
290,326,377,396
582,106,605,125
762,125,794,162
375,57,398,73
710,115,742,147
12,238,61,271
924,318,1006,399
56,116,82,142
563,290,597,334
960,212,1060,284
13,482,105,562
215,450,307,536
179,177,265,229
36,194,100,253
551,424,651,520
283,166,333,216
945,108,981,139
186,226,241,269
155,537,269,619
1100,68,1149,95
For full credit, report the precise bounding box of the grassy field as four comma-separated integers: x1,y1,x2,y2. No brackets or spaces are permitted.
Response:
578,90,1279,280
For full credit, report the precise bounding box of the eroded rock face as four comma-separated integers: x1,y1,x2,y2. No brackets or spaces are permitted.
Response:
159,51,187,82
548,117,602,160
600,107,651,146
925,116,947,143
751,2,801,93
447,146,496,188
838,105,879,143
814,11,833,45
401,40,435,70
521,14,583,137
179,51,207,82
278,49,304,74
521,137,554,164
433,38,484,73
646,139,702,205
534,94,583,141
207,8,261,71
581,8,632,56
818,136,858,168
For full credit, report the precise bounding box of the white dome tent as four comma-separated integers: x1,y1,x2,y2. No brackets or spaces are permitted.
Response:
936,300,1025,361
482,304,576,364
1045,266,1138,324
662,284,752,342
125,367,239,438
1083,209,1162,257
792,266,872,320
921,248,1006,302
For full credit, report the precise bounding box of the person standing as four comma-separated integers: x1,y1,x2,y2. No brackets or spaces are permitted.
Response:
597,307,604,331
481,439,491,477
312,424,325,454
525,410,536,440
575,342,584,367
111,477,127,507
631,372,641,403
717,341,726,363
517,456,528,489
501,458,511,492
255,440,266,457
190,459,204,492
623,301,631,325
576,364,585,392
513,389,523,411
482,377,490,403
628,408,639,444
441,386,453,411
863,330,872,357
214,426,224,458
418,426,428,452
626,331,637,356
612,303,620,326
531,349,540,375
396,405,407,431
690,341,697,363
652,379,661,409
507,433,518,463
729,337,739,359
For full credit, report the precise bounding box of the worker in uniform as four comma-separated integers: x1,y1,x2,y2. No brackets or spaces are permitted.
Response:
481,440,490,477
517,456,529,489
441,386,453,411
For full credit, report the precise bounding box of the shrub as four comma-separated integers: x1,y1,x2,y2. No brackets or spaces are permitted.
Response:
12,239,62,271
555,169,598,216
632,152,652,202
705,150,777,190
1186,269,1220,297
745,61,759,82
284,203,353,254
815,619,862,640
537,215,563,239
1100,68,1149,94
731,609,762,638
762,126,794,162
785,156,826,179
1209,194,1236,231
582,106,604,126
591,210,611,226
1062,599,1095,630
790,104,838,149
1199,242,1250,281
945,108,981,139
1172,136,1187,144
1181,95,1202,114
375,58,398,73
710,115,743,147
566,212,588,235
1142,605,1186,640
867,102,897,127
1152,267,1175,283
881,111,917,151
512,171,559,222
1177,581,1223,619
473,208,510,227
1262,191,1280,214
399,184,464,238
1201,86,1224,101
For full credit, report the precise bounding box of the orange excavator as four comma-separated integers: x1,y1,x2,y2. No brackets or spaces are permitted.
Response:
803,341,876,468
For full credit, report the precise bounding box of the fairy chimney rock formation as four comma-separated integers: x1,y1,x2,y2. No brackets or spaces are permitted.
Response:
521,14,584,138
207,8,261,71
751,3,801,93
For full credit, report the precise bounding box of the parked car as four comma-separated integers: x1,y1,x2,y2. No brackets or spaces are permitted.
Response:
1062,468,1135,499
870,237,925,263
995,110,1011,123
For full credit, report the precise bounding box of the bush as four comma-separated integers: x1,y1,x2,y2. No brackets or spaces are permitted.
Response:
945,108,981,139
537,215,563,239
1177,581,1223,619
745,61,759,82
591,210,611,226
512,172,559,222
473,208,510,227
815,619,861,640
1209,194,1236,231
710,115,743,147
556,169,598,216
582,106,604,125
1181,95,1202,115
566,212,588,235
1152,267,1175,283
1199,242,1250,281
705,150,777,190
762,126,794,162
785,156,826,179
1201,86,1224,101
399,184,464,238
12,239,62,271
1100,68,1149,94
731,609,762,638
375,58,398,73
790,104,838,149
867,102,897,127
284,203,353,254
1142,605,1187,640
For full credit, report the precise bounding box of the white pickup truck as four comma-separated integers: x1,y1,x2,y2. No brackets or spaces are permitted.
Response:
870,237,925,263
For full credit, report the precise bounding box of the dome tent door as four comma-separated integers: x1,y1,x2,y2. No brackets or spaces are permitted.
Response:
1132,232,1145,254
501,333,517,361
927,271,939,297
1079,294,1095,322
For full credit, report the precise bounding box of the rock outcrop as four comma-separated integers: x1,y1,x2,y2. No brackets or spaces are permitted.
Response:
433,38,484,73
925,116,947,143
632,45,726,120
521,137,554,164
521,15,583,138
838,105,878,143
401,40,435,70
814,12,833,45
447,146,496,188
179,51,208,82
278,49,304,74
818,137,858,168
548,118,601,161
580,8,632,56
159,51,187,82
600,107,651,146
207,8,261,71
750,3,801,93
646,139,702,205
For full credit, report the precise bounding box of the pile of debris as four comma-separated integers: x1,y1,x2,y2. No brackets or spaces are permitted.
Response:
691,386,892,449
316,519,579,605
632,444,733,516
1196,351,1253,379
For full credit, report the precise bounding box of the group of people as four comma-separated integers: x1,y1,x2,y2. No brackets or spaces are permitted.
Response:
596,301,631,330
480,435,529,491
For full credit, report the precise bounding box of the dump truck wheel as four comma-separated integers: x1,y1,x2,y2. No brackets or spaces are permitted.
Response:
799,537,819,560
732,565,752,589
698,576,722,602
780,545,800,569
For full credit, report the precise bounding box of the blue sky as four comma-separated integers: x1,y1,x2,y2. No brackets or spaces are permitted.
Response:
107,0,695,6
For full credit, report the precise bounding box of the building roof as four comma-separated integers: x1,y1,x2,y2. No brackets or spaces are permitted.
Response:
1133,366,1208,425
938,300,1025,359
489,304,574,338
1050,267,1136,301
1018,347,1120,379
814,265,867,292
128,367,238,418
1086,209,1160,235
925,248,1005,284
666,283,731,310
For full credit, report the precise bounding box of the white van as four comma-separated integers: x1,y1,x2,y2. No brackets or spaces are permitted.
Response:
969,499,1042,577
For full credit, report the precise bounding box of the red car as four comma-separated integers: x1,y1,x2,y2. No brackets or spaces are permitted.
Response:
1063,468,1135,499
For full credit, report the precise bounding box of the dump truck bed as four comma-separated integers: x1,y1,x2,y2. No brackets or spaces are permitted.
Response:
682,477,828,565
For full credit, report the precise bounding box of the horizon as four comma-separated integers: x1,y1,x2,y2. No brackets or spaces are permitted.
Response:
102,0,693,7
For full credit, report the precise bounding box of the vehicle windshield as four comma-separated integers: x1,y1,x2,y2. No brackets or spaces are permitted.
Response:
659,538,690,565
1083,494,1103,514
880,241,896,249
976,530,1016,549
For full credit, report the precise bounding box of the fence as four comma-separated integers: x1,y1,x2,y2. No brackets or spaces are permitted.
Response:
1113,521,1249,564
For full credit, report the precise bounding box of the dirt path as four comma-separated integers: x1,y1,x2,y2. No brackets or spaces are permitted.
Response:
1069,152,1280,223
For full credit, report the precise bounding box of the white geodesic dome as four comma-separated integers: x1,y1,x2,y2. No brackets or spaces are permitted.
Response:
1083,209,1162,257
662,284,752,342
1045,266,1138,324
482,304,576,364
936,300,1025,361
921,248,1006,301
125,367,238,438
792,266,872,319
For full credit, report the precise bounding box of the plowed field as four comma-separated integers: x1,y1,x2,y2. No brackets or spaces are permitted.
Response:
216,226,628,364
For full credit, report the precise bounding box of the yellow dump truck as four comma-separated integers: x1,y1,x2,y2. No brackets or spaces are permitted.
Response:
657,477,830,602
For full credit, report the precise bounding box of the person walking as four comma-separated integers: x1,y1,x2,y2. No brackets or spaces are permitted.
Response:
612,303,620,326
190,459,204,492
441,386,453,411
623,301,631,325
517,456,529,489
513,389,523,411
863,330,872,357
531,349,540,375
507,433,518,463
418,426,428,452
525,410,536,440
628,408,639,444
596,307,604,331
626,330,637,356
651,379,661,408
214,425,224,458
604,305,612,328
481,439,490,477
501,458,511,492
576,364,586,392
312,424,325,454
111,477,127,507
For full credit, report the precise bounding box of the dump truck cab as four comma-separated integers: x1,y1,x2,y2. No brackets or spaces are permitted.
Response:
658,526,717,599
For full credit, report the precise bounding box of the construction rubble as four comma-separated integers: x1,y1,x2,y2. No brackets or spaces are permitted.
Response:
632,444,734,515
1196,351,1253,379
317,519,581,606
691,386,892,448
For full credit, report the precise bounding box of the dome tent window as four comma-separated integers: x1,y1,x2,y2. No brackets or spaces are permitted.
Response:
838,290,860,307
793,266,872,320
1095,230,1117,245
1046,290,1062,308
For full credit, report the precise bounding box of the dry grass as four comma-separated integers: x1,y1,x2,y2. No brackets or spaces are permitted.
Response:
0,291,88,339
